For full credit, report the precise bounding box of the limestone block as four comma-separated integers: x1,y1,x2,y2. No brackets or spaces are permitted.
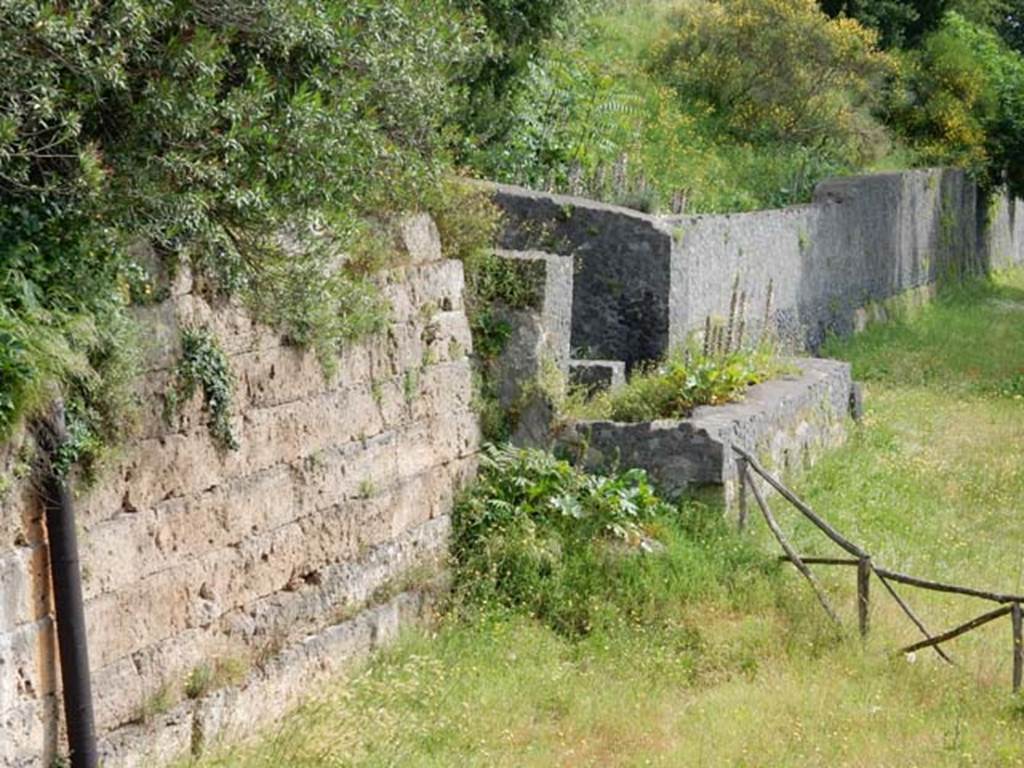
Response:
0,546,50,634
492,249,573,372
0,619,57,709
0,695,59,768
399,214,443,265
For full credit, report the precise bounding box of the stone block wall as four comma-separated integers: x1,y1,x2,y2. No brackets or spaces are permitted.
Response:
559,359,855,509
0,225,479,767
670,169,1014,350
491,184,676,368
491,169,1024,364
487,250,573,446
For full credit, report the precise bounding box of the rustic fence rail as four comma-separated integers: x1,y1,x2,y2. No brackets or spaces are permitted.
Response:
733,445,1023,691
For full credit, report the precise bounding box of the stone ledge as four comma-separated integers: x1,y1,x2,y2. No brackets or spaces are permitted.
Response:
558,358,856,509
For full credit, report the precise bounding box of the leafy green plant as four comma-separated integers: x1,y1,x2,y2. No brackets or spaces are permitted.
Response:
451,443,771,636
168,328,238,451
569,346,785,423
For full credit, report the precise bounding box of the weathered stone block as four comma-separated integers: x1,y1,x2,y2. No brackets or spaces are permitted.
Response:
569,360,626,396
491,184,673,368
559,358,855,509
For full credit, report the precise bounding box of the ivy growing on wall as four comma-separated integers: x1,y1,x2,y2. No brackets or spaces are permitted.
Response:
166,328,239,452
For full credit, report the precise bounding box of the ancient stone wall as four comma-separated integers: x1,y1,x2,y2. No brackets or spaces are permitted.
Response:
559,359,855,509
491,185,675,368
491,169,1024,363
0,219,479,767
670,169,1018,350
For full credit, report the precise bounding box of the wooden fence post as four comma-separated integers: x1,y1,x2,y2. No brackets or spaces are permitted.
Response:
858,557,871,640
737,457,749,533
1012,602,1022,694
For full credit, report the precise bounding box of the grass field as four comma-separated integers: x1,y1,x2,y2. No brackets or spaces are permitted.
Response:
190,270,1024,767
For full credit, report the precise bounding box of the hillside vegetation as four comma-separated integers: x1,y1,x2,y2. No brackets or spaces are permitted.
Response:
4,0,1024,473
189,269,1024,766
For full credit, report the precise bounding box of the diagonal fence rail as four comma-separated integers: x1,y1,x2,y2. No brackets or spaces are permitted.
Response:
733,445,1024,691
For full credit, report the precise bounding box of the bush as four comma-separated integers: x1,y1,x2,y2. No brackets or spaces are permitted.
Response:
819,0,1010,48
888,12,1024,193
451,444,771,636
455,0,586,149
0,0,478,457
654,0,894,166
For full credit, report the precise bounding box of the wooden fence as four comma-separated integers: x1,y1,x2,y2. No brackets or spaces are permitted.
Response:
733,445,1024,692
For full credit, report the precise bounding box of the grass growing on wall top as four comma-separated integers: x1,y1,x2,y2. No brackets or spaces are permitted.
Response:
189,270,1024,766
565,345,789,423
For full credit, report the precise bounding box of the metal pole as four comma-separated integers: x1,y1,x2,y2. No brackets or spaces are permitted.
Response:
37,403,98,768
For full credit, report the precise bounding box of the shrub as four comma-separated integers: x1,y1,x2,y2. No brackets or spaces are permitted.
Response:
819,0,1011,48
654,0,894,166
568,346,786,423
451,444,771,636
455,0,586,148
888,12,1024,193
0,0,478,460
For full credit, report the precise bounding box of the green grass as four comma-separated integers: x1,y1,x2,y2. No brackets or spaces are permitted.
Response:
188,270,1024,767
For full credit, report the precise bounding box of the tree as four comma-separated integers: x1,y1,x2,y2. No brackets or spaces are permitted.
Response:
655,0,893,162
820,0,1009,47
888,12,1024,195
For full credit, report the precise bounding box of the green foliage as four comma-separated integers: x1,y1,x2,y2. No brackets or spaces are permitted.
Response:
0,0,478,465
169,327,238,451
0,218,140,474
654,0,894,166
455,0,586,154
570,346,785,423
820,0,942,47
426,179,537,313
451,443,767,636
466,0,904,213
819,0,1010,48
888,12,1024,194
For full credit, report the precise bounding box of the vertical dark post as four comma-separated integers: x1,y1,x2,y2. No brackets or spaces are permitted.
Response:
737,457,749,533
857,557,871,640
1012,602,1022,694
37,403,99,768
